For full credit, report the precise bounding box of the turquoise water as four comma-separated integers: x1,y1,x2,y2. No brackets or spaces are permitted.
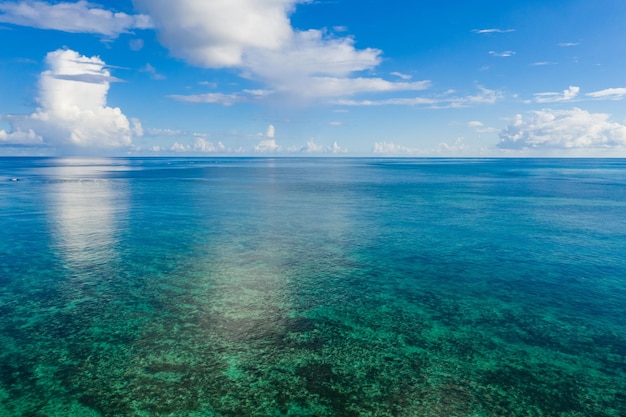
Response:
1,157,625,416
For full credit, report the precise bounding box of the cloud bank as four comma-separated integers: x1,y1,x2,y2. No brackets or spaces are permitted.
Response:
0,0,152,37
498,108,626,149
4,49,138,152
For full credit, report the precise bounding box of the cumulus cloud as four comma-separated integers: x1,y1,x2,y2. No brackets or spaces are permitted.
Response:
133,0,428,99
0,128,43,145
498,108,626,149
3,49,137,151
0,0,152,37
133,0,294,68
534,86,579,103
255,139,280,152
438,138,466,152
170,138,227,153
298,139,345,153
374,139,470,155
254,124,279,152
373,141,423,155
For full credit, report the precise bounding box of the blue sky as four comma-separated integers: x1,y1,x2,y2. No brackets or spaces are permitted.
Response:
1,0,626,156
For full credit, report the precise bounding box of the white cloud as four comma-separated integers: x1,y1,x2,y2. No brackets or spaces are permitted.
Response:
333,97,437,106
133,0,429,99
0,0,152,37
4,49,137,151
288,77,429,99
142,63,165,80
333,86,501,108
498,108,626,149
330,141,344,153
255,139,280,152
472,28,515,34
131,118,143,136
489,50,516,57
266,124,275,138
145,128,183,136
129,38,144,51
438,138,466,152
373,141,423,155
468,121,498,133
586,88,626,100
534,85,579,103
169,92,246,106
164,138,227,153
133,0,294,68
300,139,323,152
193,138,225,153
298,139,346,153
390,71,412,80
558,42,580,47
170,141,189,152
0,128,43,145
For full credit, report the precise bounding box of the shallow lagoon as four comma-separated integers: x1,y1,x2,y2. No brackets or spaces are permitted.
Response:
1,157,625,416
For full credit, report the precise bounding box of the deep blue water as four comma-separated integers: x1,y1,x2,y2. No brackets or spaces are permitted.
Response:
1,157,625,416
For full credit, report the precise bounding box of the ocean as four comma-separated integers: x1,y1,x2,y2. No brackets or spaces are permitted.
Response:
1,157,625,416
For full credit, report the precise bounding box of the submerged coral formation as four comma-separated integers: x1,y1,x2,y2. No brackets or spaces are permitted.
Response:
1,157,625,416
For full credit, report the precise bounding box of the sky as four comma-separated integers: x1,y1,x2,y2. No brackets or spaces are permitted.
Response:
1,0,626,156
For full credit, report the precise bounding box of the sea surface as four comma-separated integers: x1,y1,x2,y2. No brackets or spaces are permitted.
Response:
1,157,625,416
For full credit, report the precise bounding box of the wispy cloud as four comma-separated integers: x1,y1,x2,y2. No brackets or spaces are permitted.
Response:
169,92,249,106
332,86,502,108
534,85,579,103
141,63,166,80
531,61,556,66
558,42,580,47
489,50,516,57
468,120,498,133
145,128,184,136
0,0,153,37
390,71,412,80
472,28,515,34
333,97,437,106
586,87,626,100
